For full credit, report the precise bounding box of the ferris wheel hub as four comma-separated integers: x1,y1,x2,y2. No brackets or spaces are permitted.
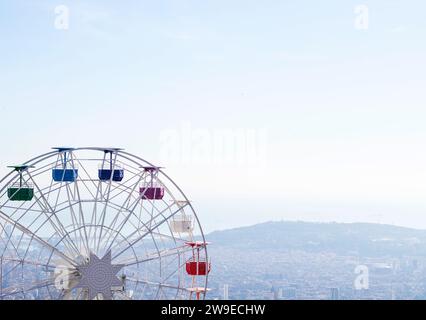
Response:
74,251,124,300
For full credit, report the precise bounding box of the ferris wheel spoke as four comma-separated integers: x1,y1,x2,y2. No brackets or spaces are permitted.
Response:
0,205,46,214
125,277,189,293
0,258,54,285
101,196,143,256
94,152,128,255
97,173,146,255
142,200,181,239
102,170,144,204
108,216,170,260
69,163,103,251
88,180,102,251
71,175,98,243
116,243,190,267
111,202,188,261
1,256,56,269
27,173,82,257
0,209,76,267
1,206,57,258
2,198,44,256
95,203,131,256
72,156,99,195
154,285,162,299
95,200,143,233
103,199,175,255
4,206,69,261
46,177,83,258
0,278,57,298
69,154,93,256
91,201,178,254
36,188,80,255
0,223,21,259
90,188,139,251
18,202,81,260
158,254,189,285
62,184,89,256
1,259,24,280
86,152,107,252
2,183,66,221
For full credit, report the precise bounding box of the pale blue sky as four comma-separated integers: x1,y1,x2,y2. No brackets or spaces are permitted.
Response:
0,0,426,231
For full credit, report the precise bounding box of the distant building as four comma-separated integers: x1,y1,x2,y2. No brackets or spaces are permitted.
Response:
282,287,297,299
223,284,229,300
272,287,283,300
330,287,339,300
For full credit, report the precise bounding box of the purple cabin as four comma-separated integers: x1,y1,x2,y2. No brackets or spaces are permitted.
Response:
140,187,164,200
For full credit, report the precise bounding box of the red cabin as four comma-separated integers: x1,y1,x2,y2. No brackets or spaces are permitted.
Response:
185,241,211,276
186,260,211,276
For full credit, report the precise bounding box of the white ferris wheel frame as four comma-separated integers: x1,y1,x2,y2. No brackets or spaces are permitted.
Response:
0,147,209,300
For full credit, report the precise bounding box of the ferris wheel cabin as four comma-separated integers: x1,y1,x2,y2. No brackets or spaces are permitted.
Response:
171,202,194,233
98,168,124,181
171,215,193,233
186,260,211,276
98,149,124,182
52,148,78,182
140,187,164,200
7,165,34,201
52,168,78,182
185,241,211,276
140,166,164,200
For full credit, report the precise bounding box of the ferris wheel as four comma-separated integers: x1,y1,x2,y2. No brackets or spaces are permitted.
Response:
0,147,210,300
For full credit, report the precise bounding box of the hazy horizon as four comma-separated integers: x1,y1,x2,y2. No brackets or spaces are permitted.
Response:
207,217,426,234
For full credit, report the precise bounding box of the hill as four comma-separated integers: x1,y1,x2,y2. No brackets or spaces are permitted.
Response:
207,221,426,256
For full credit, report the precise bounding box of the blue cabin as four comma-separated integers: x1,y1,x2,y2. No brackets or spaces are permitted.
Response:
52,168,78,182
52,148,78,182
98,149,124,182
98,169,124,182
